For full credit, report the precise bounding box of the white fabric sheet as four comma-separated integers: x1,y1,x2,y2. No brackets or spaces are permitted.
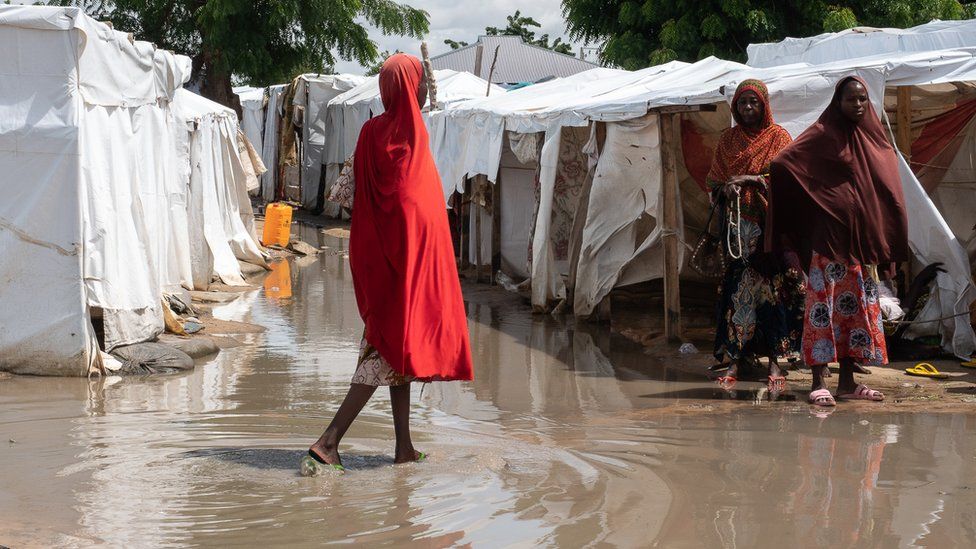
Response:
235,86,265,167
748,20,976,68
0,14,93,374
260,84,286,202
574,115,670,316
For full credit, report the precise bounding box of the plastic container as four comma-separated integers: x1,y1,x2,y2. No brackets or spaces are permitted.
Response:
264,260,292,300
262,203,293,247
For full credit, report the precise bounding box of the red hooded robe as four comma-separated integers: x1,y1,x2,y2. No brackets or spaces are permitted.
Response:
350,54,473,381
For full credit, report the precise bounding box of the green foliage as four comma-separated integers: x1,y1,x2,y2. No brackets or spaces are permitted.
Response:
365,49,402,76
561,0,972,69
444,39,469,50
53,0,430,87
823,8,859,32
446,10,576,55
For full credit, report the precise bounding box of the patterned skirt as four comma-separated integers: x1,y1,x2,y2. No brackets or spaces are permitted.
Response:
351,335,413,387
801,253,888,366
713,218,805,362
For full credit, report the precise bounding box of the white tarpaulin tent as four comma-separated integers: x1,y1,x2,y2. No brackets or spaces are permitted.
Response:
747,19,976,68
291,74,365,210
430,60,735,311
0,6,266,375
239,75,364,210
172,88,267,288
431,51,976,357
234,86,265,162
259,83,286,202
320,69,504,216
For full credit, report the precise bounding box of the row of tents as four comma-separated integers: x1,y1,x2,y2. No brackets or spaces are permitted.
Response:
4,4,976,375
426,21,976,360
239,70,503,215
0,6,268,375
240,20,976,360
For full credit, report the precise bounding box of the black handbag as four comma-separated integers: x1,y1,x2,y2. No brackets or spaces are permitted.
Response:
689,200,727,280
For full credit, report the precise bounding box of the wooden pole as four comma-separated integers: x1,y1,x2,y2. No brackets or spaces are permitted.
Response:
458,191,467,269
485,45,501,96
491,177,501,285
659,113,683,342
474,204,483,283
896,86,913,160
895,86,913,292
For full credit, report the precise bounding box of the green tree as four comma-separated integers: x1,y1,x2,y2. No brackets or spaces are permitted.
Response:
444,10,576,55
55,0,429,109
561,0,971,70
365,49,402,76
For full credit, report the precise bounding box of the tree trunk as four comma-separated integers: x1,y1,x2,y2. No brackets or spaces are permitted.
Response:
192,51,242,118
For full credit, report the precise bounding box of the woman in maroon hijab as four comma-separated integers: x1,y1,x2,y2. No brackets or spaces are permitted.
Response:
768,76,909,407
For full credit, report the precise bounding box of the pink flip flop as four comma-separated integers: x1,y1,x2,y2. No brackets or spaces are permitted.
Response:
837,384,884,402
808,388,836,407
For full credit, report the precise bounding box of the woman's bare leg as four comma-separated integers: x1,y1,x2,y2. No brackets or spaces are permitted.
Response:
836,358,858,395
810,364,830,393
309,383,377,466
390,383,422,463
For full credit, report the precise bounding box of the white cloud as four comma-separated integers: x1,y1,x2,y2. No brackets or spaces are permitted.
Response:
333,0,584,73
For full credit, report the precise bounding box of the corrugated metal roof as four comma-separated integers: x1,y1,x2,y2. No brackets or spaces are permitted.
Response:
430,35,598,84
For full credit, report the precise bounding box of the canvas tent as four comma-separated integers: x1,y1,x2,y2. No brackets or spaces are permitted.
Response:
747,19,976,68
258,83,287,202
0,6,266,375
290,74,366,210
235,86,265,161
432,51,976,358
240,75,364,209
319,69,504,216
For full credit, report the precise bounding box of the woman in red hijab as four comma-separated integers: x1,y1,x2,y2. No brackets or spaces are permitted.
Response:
303,54,473,474
768,76,909,407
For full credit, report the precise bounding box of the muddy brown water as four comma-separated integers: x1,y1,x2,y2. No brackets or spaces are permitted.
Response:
3,230,976,547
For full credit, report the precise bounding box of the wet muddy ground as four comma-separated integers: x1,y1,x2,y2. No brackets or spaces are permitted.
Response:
3,228,976,547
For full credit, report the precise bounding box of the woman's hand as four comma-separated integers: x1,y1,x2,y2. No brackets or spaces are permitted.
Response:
723,175,762,199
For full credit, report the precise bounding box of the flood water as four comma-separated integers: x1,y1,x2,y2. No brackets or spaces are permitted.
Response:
3,230,976,547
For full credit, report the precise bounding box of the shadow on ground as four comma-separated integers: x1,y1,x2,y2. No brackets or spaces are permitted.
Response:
180,448,394,471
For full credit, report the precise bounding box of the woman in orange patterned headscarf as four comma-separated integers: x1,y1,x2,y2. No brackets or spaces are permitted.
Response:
707,79,804,392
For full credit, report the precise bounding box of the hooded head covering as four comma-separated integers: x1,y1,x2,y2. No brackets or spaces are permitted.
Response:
707,79,792,187
350,54,473,381
706,79,793,224
767,76,909,270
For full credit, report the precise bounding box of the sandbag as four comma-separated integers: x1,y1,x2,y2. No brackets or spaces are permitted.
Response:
158,335,220,359
110,343,194,374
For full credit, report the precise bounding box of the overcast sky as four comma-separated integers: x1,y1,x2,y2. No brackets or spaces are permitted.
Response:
333,0,584,73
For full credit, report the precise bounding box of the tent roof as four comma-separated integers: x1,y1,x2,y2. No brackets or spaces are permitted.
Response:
0,5,191,107
233,86,265,109
431,35,599,84
174,88,236,121
329,69,504,109
440,58,744,133
748,18,976,68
